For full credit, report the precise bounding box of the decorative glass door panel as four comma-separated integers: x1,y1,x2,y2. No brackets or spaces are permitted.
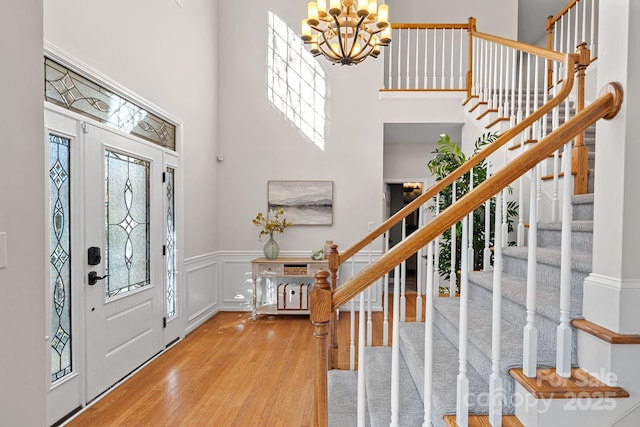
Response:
105,150,150,298
165,167,176,319
49,134,72,383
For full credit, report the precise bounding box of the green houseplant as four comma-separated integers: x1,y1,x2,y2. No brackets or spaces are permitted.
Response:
427,132,517,287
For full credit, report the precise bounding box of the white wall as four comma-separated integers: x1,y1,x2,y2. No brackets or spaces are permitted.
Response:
0,0,47,425
387,0,518,40
217,0,384,254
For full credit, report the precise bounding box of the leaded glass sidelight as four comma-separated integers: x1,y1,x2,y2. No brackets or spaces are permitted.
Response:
105,150,150,298
166,168,177,319
49,134,72,383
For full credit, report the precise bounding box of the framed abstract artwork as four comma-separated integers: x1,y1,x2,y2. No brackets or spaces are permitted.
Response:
267,180,333,225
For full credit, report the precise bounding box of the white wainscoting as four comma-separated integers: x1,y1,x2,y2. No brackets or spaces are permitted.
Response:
184,252,219,334
182,250,385,335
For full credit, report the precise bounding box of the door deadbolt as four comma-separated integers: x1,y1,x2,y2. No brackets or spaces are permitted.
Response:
88,271,109,286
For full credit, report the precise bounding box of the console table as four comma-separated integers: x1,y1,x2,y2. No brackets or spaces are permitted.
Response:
250,257,328,320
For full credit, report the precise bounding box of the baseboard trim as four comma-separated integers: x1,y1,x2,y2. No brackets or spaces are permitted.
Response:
572,319,640,344
509,367,629,399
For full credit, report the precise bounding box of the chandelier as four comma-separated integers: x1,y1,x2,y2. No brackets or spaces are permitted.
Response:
301,0,392,66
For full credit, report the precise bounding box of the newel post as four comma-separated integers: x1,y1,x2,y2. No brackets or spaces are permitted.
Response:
546,15,555,90
328,244,339,369
572,42,591,195
310,269,331,427
466,16,476,100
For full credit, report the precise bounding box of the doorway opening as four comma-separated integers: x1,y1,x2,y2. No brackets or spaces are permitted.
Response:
387,182,423,292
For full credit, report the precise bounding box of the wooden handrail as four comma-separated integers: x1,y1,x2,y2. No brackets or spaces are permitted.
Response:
340,41,574,266
548,0,580,28
391,22,470,30
332,82,623,310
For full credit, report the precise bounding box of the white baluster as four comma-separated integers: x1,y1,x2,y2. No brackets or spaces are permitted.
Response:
350,258,356,370
367,244,373,346
582,0,587,45
400,218,407,321
525,53,532,141
415,28,420,90
357,289,366,426
450,29,455,89
383,232,390,347
574,2,579,50
432,28,438,88
458,28,464,89
423,28,429,89
398,28,402,89
590,0,596,56
441,28,446,89
487,42,493,107
478,39,484,102
504,46,510,118
416,206,424,323
557,140,574,377
406,27,411,90
483,198,491,272
516,51,525,247
390,265,401,426
510,48,517,126
472,37,478,96
502,148,509,248
389,31,394,89
492,42,498,109
489,192,503,426
498,44,504,117
468,170,474,272
422,240,434,427
533,55,540,141
523,163,538,377
567,8,573,56
456,216,469,427
434,194,441,293
450,180,457,297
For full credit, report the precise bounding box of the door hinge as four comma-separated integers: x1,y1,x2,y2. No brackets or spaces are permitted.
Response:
162,245,166,256
162,172,166,183
81,122,89,134
163,317,167,328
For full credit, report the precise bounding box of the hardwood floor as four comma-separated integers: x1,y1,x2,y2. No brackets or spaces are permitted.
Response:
66,292,423,426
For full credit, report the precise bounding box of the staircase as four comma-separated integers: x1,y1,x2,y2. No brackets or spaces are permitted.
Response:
327,189,596,427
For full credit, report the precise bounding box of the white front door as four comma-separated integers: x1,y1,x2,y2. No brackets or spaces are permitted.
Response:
84,123,165,402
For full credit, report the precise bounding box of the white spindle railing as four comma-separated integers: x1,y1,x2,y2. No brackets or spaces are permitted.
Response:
456,216,469,426
383,23,471,91
489,192,503,426
400,218,407,321
423,240,434,427
468,170,474,272
367,245,373,346
383,233,390,347
350,259,356,370
390,264,401,426
357,289,366,427
557,140,574,377
450,180,457,297
523,158,539,377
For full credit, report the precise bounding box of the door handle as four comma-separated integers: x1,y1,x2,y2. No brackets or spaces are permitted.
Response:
88,271,109,286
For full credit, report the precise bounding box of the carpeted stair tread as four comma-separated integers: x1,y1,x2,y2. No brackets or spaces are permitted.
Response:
433,297,557,413
328,369,365,427
536,220,593,254
536,220,593,232
503,246,592,273
467,270,583,327
398,322,490,427
364,347,425,427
